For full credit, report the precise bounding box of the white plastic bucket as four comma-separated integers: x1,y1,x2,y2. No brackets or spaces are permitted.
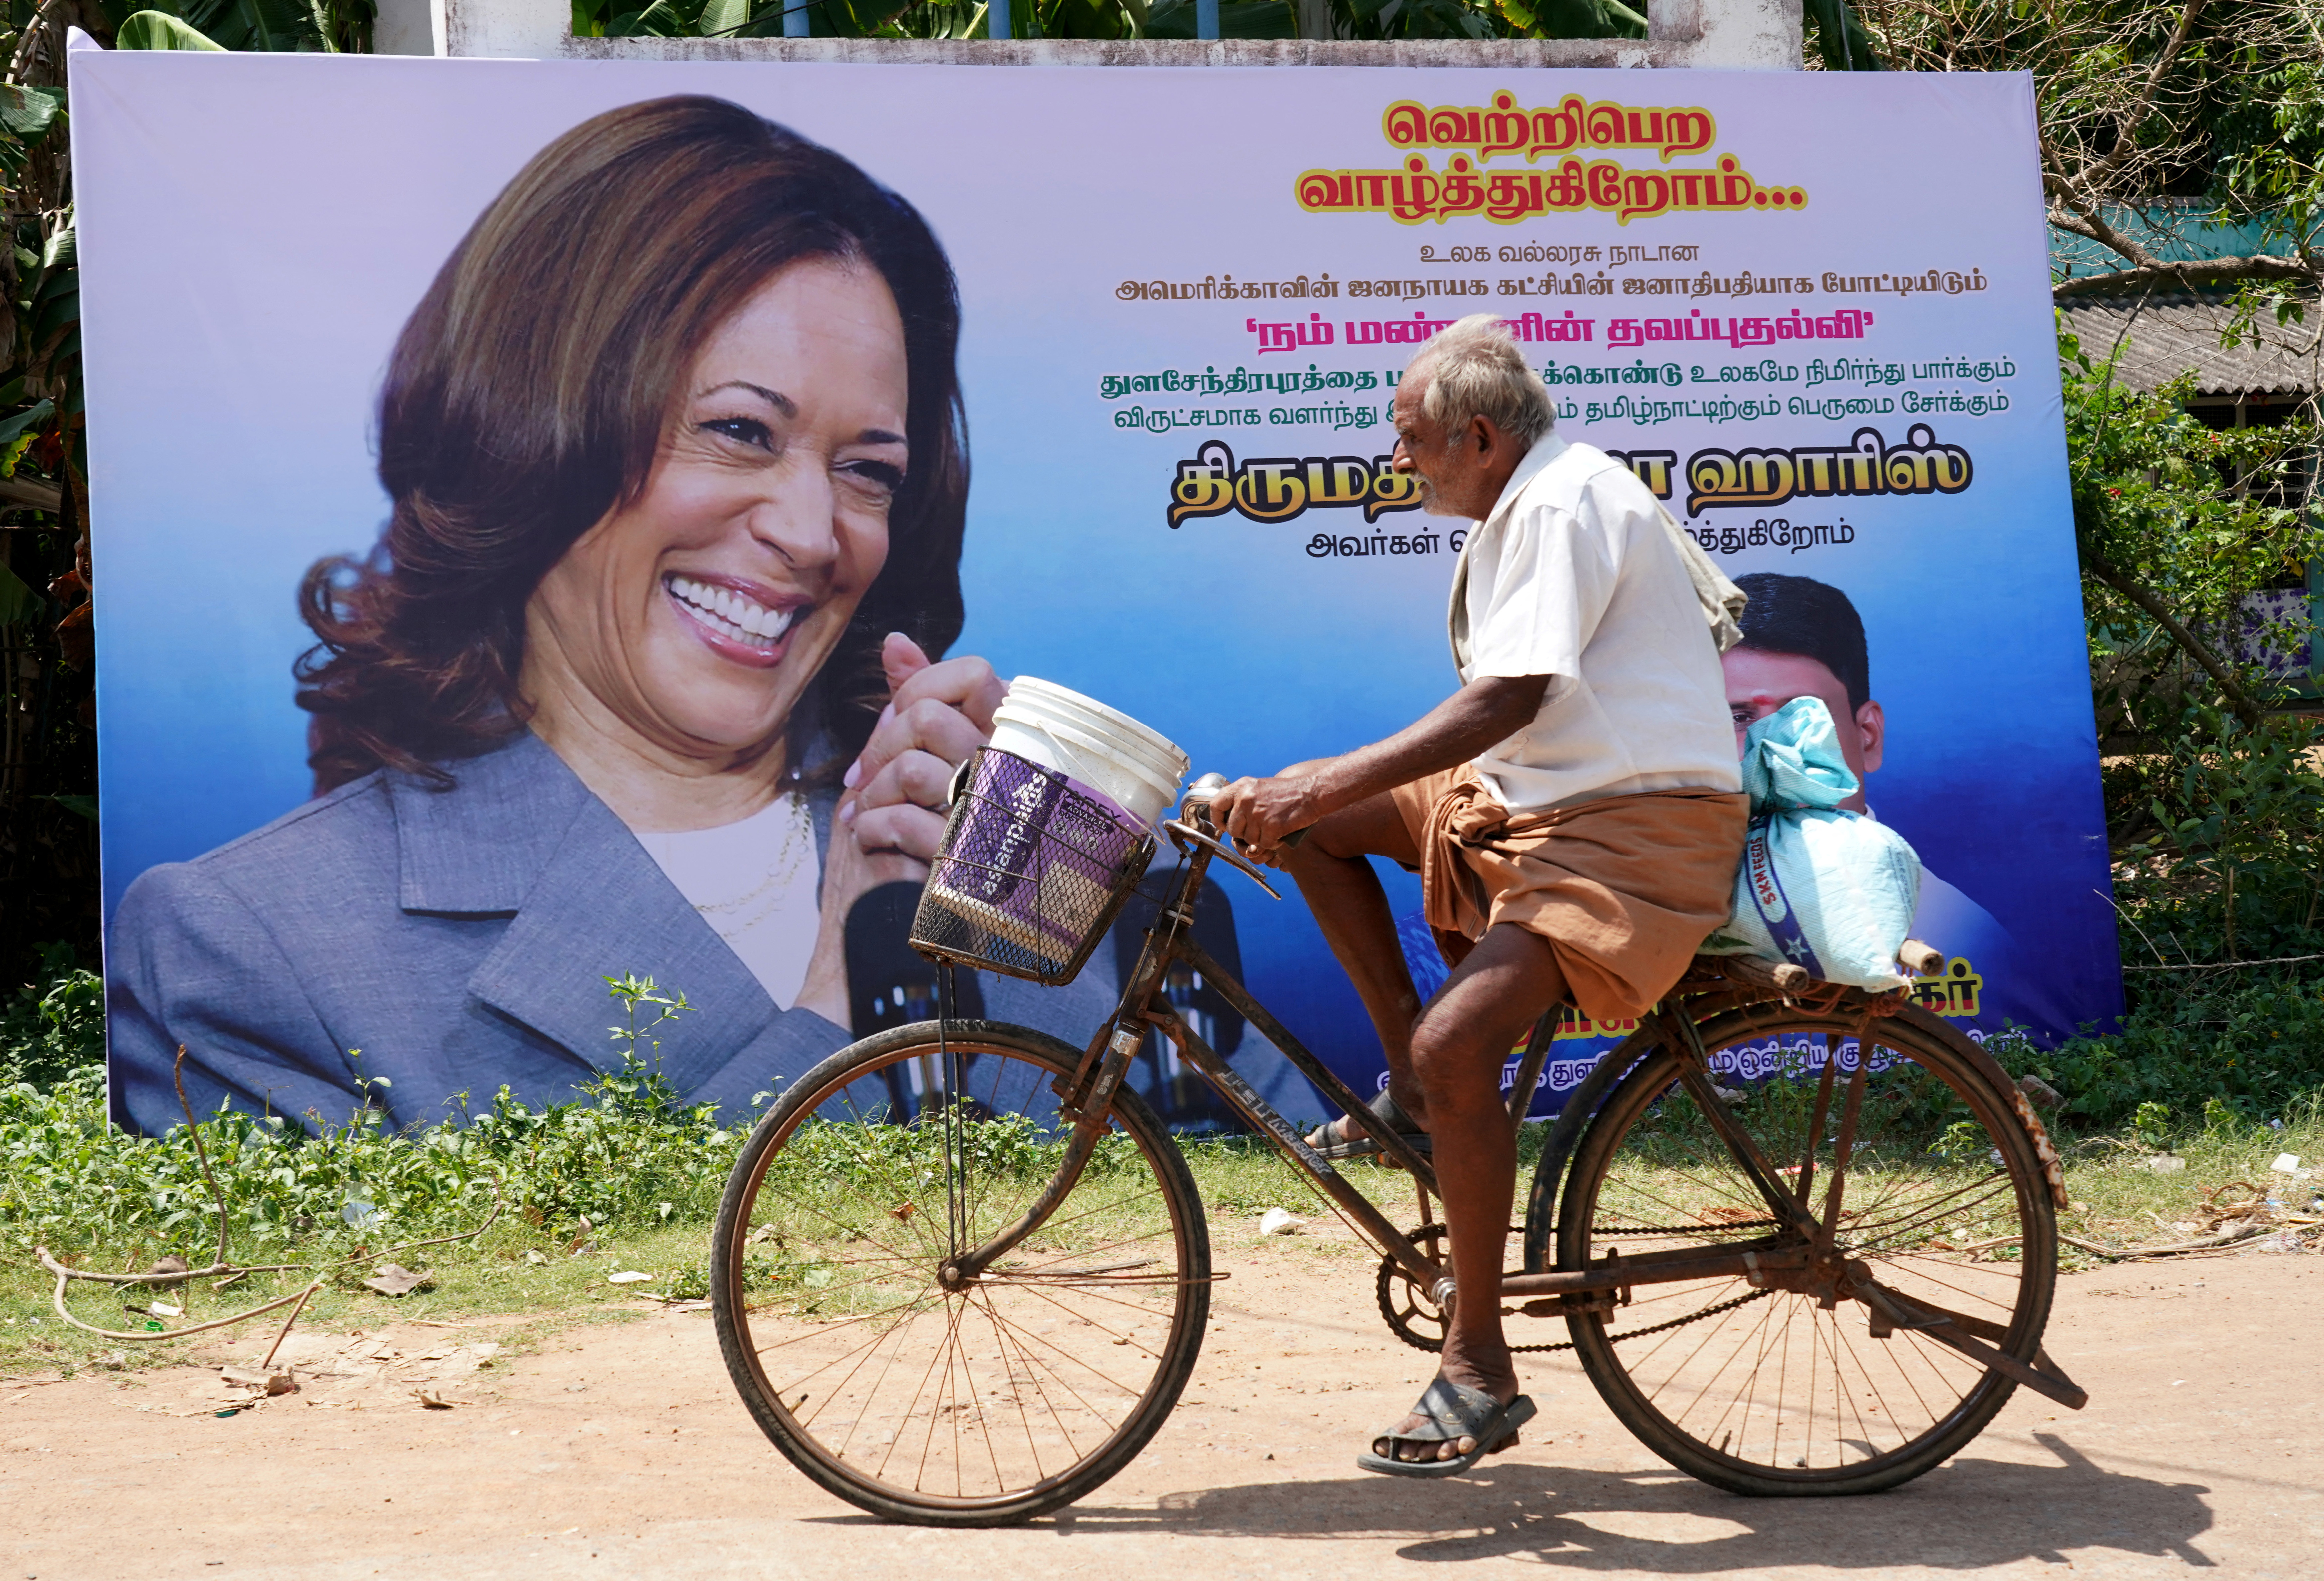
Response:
1013,678,1186,780
989,677,1187,828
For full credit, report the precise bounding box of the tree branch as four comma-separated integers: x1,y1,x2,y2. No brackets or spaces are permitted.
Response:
2079,0,2210,192
2053,254,2318,299
0,476,62,514
5,0,72,86
2080,547,2262,726
2044,192,2168,270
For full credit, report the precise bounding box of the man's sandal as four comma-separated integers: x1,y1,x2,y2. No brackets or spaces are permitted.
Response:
1355,1379,1537,1479
1303,1089,1432,1160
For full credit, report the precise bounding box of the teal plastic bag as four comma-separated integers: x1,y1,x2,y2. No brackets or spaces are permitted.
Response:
1703,697,1922,990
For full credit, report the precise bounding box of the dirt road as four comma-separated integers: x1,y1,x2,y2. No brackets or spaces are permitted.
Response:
4,1243,2318,1580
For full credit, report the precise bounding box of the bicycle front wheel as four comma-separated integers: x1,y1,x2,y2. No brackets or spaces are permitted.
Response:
711,1019,1211,1526
1547,1003,2057,1496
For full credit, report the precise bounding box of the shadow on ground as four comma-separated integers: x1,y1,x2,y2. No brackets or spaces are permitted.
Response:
1037,1434,2214,1570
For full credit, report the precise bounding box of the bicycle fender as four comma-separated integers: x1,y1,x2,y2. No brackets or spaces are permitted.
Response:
1519,1024,1663,1275
1890,1002,2069,1211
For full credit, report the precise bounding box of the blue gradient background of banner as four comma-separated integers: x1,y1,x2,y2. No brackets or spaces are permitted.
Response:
74,53,2118,1120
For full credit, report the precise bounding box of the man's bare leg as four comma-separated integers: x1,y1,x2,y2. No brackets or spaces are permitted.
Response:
1383,923,1565,1460
1278,791,1430,1136
1256,788,1568,1459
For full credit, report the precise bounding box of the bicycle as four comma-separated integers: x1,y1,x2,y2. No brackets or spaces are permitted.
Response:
711,755,2087,1526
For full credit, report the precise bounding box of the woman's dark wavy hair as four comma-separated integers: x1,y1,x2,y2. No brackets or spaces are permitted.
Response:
296,95,969,794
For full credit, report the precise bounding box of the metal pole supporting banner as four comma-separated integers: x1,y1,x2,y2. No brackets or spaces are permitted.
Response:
1196,0,1218,36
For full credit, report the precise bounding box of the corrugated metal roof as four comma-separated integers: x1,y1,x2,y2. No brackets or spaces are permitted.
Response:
2057,292,2316,398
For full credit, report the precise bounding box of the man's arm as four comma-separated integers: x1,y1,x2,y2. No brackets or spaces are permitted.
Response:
1212,673,1550,855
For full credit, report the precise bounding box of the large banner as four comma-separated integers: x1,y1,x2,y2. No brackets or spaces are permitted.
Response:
75,48,2119,1135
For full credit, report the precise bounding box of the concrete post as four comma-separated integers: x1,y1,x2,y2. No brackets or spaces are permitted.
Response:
372,0,446,53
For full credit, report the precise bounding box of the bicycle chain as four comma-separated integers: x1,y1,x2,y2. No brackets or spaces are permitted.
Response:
1505,1285,1775,1354
1380,1239,1780,1355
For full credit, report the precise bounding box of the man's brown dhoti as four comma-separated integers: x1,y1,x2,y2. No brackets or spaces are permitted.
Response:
1390,767,1748,1023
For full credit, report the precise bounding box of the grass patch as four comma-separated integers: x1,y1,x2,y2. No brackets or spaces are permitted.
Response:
0,1219,723,1376
6,952,2319,1383
5,1092,2316,1381
0,1072,1417,1379
2050,1097,2324,1265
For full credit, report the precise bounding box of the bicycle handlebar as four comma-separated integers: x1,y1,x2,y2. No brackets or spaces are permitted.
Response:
1180,772,1308,849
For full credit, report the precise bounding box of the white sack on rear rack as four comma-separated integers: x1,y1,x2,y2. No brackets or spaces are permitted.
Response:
1702,696,1922,991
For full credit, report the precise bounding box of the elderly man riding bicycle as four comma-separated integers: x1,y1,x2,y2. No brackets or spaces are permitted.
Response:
1211,313,1749,1476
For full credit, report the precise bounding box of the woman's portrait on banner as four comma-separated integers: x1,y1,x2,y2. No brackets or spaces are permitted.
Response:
106,97,1009,1133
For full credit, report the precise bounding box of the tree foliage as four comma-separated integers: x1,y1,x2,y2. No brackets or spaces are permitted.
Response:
2061,321,2320,735
0,1,91,993
1847,0,2319,304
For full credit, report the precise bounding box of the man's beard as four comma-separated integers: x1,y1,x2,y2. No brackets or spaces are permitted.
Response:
1413,472,1462,518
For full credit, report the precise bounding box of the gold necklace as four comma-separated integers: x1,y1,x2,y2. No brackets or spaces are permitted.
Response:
687,792,815,937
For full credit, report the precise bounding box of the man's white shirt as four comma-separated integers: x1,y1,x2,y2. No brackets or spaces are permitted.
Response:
1451,431,1742,814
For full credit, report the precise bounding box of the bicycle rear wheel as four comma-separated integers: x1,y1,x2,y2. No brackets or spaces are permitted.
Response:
1544,1003,2056,1495
711,1020,1210,1526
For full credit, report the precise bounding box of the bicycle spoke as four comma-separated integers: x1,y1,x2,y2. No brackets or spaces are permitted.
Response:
1683,1293,1771,1446
1556,1009,2055,1490
749,1292,933,1358
1011,1182,1171,1249
1849,1173,2019,1242
1007,1283,1176,1385
822,1085,952,1260
824,1301,932,1464
718,1033,1205,1518
977,1297,1141,1439
1871,1254,2026,1316
973,1289,1066,1477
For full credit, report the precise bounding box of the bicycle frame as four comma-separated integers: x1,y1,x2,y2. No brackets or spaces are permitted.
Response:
930,814,2086,1414
934,815,1693,1306
936,823,1435,1290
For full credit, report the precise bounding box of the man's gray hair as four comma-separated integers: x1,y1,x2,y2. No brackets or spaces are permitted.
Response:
1409,314,1554,450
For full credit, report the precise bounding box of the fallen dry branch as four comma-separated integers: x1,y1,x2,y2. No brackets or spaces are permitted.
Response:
34,1208,503,1343
2121,954,2324,973
2061,1222,2309,1261
36,1261,326,1344
261,1284,319,1370
30,1046,502,1348
45,1258,323,1287
2044,1181,2317,1261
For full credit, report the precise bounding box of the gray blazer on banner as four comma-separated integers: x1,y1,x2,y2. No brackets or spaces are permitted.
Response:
105,730,1117,1135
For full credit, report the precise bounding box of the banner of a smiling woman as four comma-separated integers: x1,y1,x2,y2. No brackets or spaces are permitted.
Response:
73,47,2117,1133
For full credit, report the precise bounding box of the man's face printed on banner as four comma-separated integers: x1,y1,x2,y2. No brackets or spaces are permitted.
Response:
1721,646,1886,816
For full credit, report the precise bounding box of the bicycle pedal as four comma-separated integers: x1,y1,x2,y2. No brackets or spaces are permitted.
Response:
1521,1293,1615,1318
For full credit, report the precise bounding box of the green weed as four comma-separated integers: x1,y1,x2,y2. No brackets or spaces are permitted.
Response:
0,946,102,1090
5,950,2320,1383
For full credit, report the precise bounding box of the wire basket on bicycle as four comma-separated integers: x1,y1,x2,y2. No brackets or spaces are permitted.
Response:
910,745,1156,985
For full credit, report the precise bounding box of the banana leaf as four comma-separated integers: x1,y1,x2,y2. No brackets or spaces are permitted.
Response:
0,563,42,628
1804,0,1881,69
113,10,229,46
